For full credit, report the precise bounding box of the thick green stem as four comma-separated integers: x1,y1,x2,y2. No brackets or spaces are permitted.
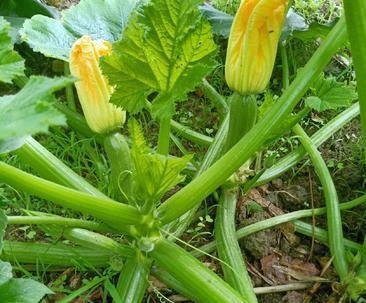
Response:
16,137,106,198
343,0,366,160
150,238,246,303
157,117,171,155
293,124,348,281
0,162,141,231
201,78,228,117
215,189,257,302
166,114,229,239
195,194,366,257
293,221,361,252
7,216,112,233
257,103,360,185
1,241,114,267
104,133,132,202
115,253,152,303
170,119,213,147
61,228,133,257
157,17,347,224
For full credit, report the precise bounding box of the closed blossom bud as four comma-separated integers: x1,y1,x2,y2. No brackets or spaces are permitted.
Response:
225,0,288,95
70,35,125,134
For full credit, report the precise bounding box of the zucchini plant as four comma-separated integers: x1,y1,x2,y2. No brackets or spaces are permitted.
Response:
0,0,366,302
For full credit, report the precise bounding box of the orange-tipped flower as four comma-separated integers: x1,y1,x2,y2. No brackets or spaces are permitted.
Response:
70,35,125,134
225,0,288,95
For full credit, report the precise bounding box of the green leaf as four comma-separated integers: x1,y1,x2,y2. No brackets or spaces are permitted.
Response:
0,210,7,253
0,278,53,303
21,0,139,61
0,76,73,149
0,17,24,84
305,76,358,112
281,8,308,42
102,0,217,120
129,120,191,208
199,3,233,37
0,0,59,19
293,21,335,41
0,261,12,286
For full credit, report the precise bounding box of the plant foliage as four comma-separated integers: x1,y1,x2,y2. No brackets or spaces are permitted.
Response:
21,0,138,61
102,0,217,120
0,17,24,84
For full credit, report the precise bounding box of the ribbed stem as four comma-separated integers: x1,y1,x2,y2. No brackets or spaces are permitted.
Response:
150,238,245,303
0,161,141,231
104,133,132,202
293,125,347,281
343,0,366,160
158,17,347,224
257,103,360,185
115,253,152,303
157,117,171,155
195,194,366,257
215,189,257,302
16,137,106,198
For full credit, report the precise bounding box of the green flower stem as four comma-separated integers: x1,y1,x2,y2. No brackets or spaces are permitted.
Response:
194,194,366,257
16,137,107,198
157,17,347,224
256,102,360,185
1,241,115,267
170,119,213,147
215,188,257,302
115,253,152,303
150,238,246,303
64,62,76,111
157,117,172,155
293,124,347,281
104,133,132,202
201,78,228,117
343,0,366,159
7,216,112,233
0,161,141,231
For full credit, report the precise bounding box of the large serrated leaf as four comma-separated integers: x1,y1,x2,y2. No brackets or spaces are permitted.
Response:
305,76,358,112
21,0,139,61
129,120,191,207
0,17,24,84
0,278,53,303
0,76,73,151
102,0,217,120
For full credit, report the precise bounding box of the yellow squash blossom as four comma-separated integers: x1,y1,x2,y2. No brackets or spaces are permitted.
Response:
225,0,288,95
70,35,125,134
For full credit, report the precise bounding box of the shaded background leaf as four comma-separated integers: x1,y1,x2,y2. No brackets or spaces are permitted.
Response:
0,17,24,83
21,0,139,61
0,76,73,148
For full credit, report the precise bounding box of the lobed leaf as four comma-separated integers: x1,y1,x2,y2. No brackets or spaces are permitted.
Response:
306,75,358,112
21,0,139,61
129,120,191,208
0,17,25,84
0,76,73,152
0,278,53,303
102,0,217,120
